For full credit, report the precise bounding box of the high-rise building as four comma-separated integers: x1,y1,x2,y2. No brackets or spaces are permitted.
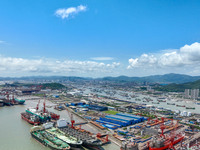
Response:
191,89,199,99
184,89,190,99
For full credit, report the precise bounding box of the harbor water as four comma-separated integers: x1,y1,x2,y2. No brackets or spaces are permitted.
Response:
0,100,119,150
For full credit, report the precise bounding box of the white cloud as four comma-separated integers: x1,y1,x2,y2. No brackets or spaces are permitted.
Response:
55,5,87,19
91,57,114,61
0,55,120,76
128,42,200,70
127,42,200,76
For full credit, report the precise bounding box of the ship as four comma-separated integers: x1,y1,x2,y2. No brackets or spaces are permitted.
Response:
152,102,159,104
176,104,185,107
30,126,70,150
60,125,103,147
21,112,41,125
186,106,195,109
14,98,25,105
167,103,175,105
46,127,83,147
148,132,184,150
148,120,185,150
22,99,60,125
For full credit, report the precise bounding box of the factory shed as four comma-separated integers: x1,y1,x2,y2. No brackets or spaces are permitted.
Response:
105,115,138,125
116,113,145,122
99,117,128,127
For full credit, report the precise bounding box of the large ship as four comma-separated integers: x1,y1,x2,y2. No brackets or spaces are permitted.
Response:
21,99,60,124
14,98,25,105
148,121,185,150
45,127,83,147
21,112,40,125
60,125,103,147
148,132,184,150
30,126,70,150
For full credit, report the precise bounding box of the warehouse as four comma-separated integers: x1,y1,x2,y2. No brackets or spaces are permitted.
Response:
116,113,146,122
88,105,108,111
97,113,146,128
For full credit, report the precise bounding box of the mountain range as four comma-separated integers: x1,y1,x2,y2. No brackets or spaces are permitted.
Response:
1,73,200,84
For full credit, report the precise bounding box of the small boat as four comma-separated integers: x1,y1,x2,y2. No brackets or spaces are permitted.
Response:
152,102,159,104
167,103,175,105
176,104,185,107
186,107,195,109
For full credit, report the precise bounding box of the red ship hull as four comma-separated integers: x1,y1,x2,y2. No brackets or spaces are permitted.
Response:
21,113,40,125
149,135,184,150
50,112,60,120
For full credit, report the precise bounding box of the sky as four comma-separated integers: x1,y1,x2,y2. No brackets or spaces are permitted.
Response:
1,0,200,77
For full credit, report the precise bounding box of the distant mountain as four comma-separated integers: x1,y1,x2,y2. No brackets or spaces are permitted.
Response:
155,79,200,92
100,73,200,84
1,73,200,84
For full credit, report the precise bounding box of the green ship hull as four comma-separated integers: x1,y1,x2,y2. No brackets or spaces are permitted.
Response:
15,98,25,104
30,127,70,150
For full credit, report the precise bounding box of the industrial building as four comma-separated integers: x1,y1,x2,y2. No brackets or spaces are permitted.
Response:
96,113,146,129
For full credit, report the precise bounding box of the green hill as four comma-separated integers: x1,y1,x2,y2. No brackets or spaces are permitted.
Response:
155,79,200,92
41,83,66,90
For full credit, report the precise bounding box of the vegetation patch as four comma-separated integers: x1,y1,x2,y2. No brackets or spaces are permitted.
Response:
104,110,119,115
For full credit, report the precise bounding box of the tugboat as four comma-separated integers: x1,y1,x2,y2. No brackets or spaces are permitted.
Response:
30,126,70,150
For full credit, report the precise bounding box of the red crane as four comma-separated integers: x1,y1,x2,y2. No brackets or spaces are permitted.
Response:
43,99,46,113
36,100,40,111
66,108,75,128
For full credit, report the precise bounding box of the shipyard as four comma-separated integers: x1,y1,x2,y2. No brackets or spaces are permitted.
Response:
1,1,200,150
1,78,200,150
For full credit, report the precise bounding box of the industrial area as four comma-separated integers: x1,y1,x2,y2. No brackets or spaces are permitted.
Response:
0,80,200,150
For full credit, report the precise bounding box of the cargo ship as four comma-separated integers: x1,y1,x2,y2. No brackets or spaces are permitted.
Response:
21,112,40,125
14,98,25,105
148,132,184,150
30,126,70,150
46,127,83,147
60,125,103,147
22,99,60,125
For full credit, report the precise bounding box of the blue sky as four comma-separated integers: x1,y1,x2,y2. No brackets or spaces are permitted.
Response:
1,0,200,77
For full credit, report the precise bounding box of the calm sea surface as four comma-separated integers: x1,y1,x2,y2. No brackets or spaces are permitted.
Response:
0,100,119,150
